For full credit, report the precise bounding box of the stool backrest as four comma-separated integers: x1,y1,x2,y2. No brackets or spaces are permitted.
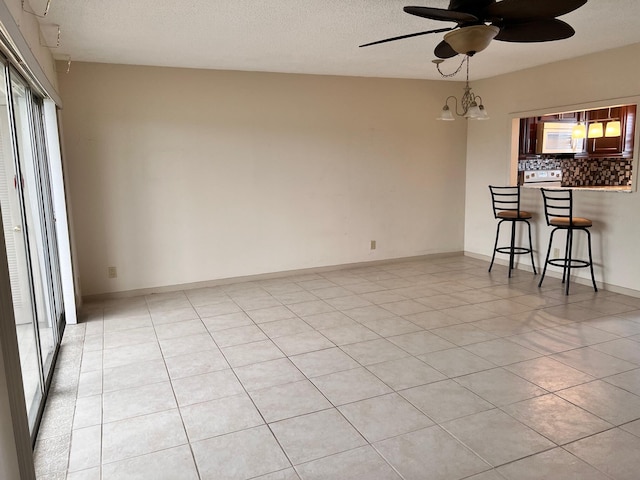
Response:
540,188,574,226
488,185,522,219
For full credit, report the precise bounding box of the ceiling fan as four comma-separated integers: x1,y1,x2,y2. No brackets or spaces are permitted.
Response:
360,0,588,58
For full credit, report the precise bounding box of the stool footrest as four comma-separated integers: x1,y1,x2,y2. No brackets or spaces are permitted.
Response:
496,246,532,255
548,258,590,269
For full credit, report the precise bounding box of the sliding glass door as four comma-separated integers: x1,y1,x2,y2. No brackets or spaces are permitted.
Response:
0,58,64,435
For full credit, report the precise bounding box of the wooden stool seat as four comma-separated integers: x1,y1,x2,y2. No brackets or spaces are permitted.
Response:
497,210,532,220
549,217,592,227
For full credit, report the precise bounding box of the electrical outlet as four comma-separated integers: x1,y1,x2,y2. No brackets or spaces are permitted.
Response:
370,240,377,250
108,266,117,278
553,248,560,258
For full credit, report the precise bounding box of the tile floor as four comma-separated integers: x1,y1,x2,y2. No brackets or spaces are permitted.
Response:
33,255,640,480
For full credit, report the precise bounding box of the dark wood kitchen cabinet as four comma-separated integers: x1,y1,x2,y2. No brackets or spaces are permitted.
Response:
519,117,538,157
580,105,636,158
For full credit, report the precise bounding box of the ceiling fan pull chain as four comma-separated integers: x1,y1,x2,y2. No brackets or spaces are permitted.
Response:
434,55,468,78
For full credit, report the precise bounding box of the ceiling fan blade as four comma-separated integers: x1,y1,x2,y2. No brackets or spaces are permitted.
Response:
487,0,588,21
404,6,478,23
359,27,455,48
434,40,459,59
495,19,575,43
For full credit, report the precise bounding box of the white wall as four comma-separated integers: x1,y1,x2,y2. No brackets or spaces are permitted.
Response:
58,63,468,296
465,43,640,294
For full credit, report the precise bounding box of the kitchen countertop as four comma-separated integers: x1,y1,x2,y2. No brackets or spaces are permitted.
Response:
523,185,632,192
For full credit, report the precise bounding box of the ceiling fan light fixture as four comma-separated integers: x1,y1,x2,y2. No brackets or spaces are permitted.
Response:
588,122,604,138
605,120,621,137
443,25,499,55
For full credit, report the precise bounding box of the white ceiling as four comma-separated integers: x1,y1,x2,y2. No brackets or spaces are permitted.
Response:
31,0,640,81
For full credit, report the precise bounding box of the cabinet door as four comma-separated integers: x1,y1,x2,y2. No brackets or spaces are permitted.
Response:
587,107,625,156
518,117,537,156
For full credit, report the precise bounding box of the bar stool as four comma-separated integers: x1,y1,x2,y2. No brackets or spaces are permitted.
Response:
538,188,597,295
488,185,537,277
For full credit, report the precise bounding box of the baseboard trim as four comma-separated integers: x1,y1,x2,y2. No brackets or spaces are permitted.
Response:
83,251,465,303
464,251,640,299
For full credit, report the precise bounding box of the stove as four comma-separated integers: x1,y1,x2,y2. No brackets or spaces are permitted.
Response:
523,169,563,186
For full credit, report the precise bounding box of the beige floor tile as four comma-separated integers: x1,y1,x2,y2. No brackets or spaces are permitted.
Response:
550,347,637,378
154,319,207,340
67,426,101,473
171,369,244,406
443,409,555,467
338,393,433,442
202,311,254,331
103,381,176,422
271,331,335,356
102,358,169,392
319,324,380,346
431,323,500,346
502,394,612,444
342,305,397,322
326,295,373,310
400,379,493,423
374,425,490,480
387,330,455,355
163,349,229,379
505,356,595,392
557,380,640,425
102,444,199,480
159,333,218,358
210,324,268,348
295,445,401,480
565,428,640,480
221,339,285,367
455,368,548,406
290,347,360,378
247,305,297,324
497,448,609,480
419,347,495,378
234,358,305,391
301,311,357,330
403,310,463,329
311,367,392,405
249,379,331,422
260,318,314,338
287,300,335,316
102,409,187,464
180,393,264,442
591,338,640,365
603,368,640,395
270,409,366,465
464,338,542,366
367,356,446,390
341,339,410,366
192,426,290,480
360,316,423,337
150,306,199,325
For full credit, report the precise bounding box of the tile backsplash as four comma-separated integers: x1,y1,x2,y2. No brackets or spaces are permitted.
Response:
562,158,633,187
519,156,633,187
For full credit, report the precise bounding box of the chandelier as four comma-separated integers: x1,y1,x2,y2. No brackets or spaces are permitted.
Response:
435,55,489,121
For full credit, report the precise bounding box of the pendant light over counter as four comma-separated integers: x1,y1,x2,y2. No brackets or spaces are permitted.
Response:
572,107,622,139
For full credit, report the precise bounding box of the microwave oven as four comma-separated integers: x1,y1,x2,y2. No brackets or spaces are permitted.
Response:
536,122,582,154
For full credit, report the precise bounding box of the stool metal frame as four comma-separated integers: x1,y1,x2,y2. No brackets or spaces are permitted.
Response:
538,188,597,295
488,185,536,278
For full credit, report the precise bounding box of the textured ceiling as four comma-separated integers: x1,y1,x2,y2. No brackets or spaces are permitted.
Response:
30,0,640,81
